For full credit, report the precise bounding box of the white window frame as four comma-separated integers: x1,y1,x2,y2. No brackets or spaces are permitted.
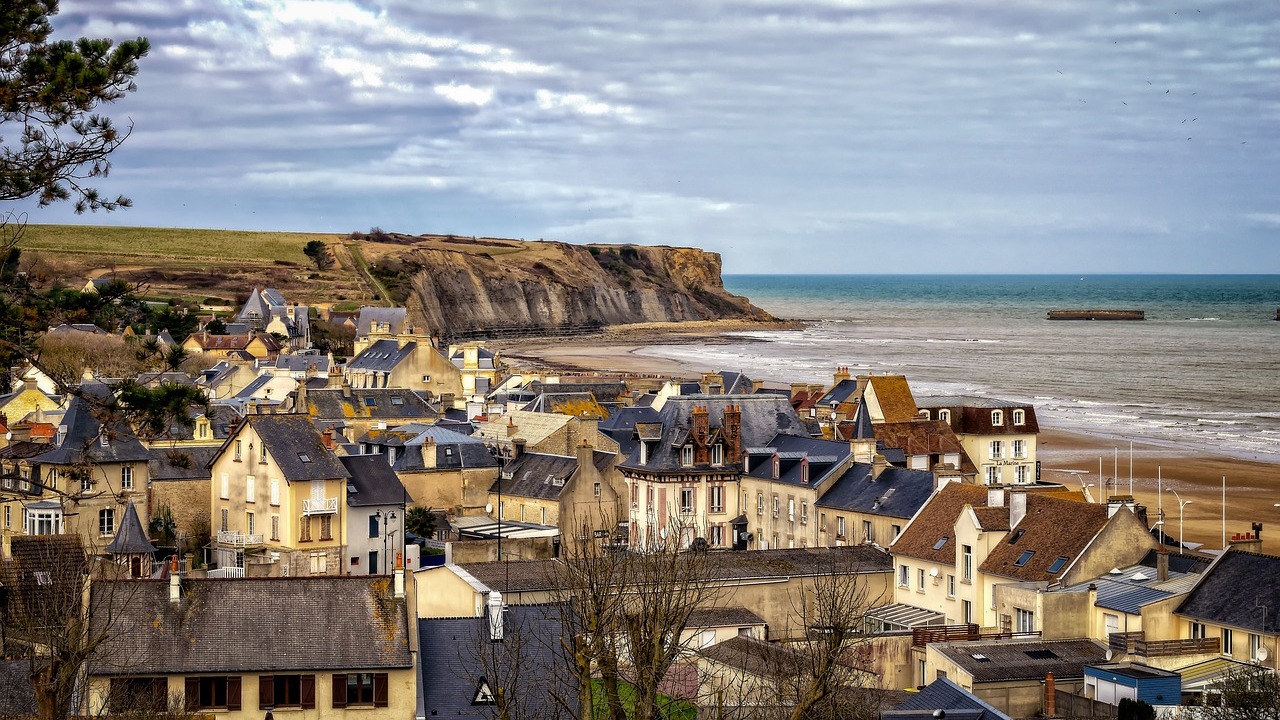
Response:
246,475,255,502
989,440,1004,459
270,479,280,506
99,508,115,537
1012,439,1026,459
898,564,909,588
120,465,133,491
992,410,1004,426
1012,410,1025,425
680,487,695,515
939,409,951,423
985,466,1000,484
1015,607,1035,633
711,444,723,466
1015,465,1029,483
947,574,955,597
962,545,973,582
709,485,724,513
681,445,694,467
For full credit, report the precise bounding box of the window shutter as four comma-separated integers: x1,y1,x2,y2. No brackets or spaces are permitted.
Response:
332,674,347,708
227,676,242,711
184,678,199,711
373,673,388,708
258,675,274,709
300,674,316,709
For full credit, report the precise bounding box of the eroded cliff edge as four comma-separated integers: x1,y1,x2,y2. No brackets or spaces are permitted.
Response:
359,234,773,335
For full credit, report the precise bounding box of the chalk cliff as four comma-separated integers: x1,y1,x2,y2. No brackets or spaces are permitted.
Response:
362,235,772,335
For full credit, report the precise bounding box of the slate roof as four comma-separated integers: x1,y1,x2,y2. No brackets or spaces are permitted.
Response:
890,677,1012,720
491,452,578,500
340,454,413,507
706,370,755,396
1176,549,1280,634
356,306,408,337
915,396,1040,435
743,433,850,488
619,395,808,473
456,545,892,594
697,635,805,680
363,424,497,472
271,353,332,374
873,420,965,456
234,414,349,482
307,388,437,420
418,604,576,720
35,383,152,465
815,463,936,520
90,577,413,675
104,503,157,555
599,405,661,459
148,446,221,481
0,661,36,718
931,638,1107,682
348,338,417,372
521,392,607,418
816,378,860,407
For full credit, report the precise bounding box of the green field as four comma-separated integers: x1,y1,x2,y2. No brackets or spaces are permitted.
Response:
19,224,343,264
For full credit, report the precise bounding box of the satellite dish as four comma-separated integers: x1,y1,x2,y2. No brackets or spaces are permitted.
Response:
485,503,494,514
1257,647,1270,662
1105,649,1114,661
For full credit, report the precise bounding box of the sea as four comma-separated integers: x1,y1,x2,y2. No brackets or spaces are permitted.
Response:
633,275,1280,463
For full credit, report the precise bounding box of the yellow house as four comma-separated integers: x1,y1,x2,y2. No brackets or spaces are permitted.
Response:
488,442,621,534
916,397,1040,486
209,413,350,576
86,574,415,718
0,377,62,425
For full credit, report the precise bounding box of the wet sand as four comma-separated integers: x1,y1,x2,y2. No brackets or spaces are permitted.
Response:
499,325,1280,553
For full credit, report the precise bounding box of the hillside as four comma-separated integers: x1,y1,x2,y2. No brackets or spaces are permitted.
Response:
20,225,772,333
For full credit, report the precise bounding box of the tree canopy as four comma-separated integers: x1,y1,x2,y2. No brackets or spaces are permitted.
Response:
1,0,150,212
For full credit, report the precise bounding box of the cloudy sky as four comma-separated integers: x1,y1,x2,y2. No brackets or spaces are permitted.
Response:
16,0,1279,273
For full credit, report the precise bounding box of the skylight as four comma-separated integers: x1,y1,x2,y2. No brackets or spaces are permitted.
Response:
1046,556,1069,574
1014,550,1035,567
1024,649,1059,660
932,537,949,551
1008,529,1025,544
970,654,990,662
298,452,311,463
391,396,404,405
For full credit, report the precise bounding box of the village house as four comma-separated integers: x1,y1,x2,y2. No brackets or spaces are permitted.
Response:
361,424,498,516
208,413,350,576
0,377,62,426
1168,548,1280,670
916,396,1040,486
87,574,414,718
236,287,310,350
338,454,411,576
923,637,1108,716
304,386,438,443
181,331,283,361
487,440,620,533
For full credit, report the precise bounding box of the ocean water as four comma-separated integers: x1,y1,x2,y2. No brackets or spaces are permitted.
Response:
634,275,1280,462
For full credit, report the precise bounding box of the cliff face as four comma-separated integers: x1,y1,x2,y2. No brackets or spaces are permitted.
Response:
374,236,771,334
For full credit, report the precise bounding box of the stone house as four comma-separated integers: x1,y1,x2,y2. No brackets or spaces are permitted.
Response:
916,396,1040,486
339,454,411,576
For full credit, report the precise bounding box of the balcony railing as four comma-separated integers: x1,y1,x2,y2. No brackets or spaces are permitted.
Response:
302,497,339,515
216,530,263,547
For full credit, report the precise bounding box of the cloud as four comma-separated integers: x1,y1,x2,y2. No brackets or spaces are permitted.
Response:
434,82,494,106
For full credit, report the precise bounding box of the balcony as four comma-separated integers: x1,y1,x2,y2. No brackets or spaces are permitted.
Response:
216,530,263,547
302,497,339,515
1109,632,1220,658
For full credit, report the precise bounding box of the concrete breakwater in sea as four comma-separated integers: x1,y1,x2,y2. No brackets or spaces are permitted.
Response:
1047,309,1145,320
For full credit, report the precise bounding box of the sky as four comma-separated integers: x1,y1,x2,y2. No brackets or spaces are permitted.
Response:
12,0,1280,274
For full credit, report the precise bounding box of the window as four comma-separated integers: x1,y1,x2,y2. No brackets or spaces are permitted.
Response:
962,545,973,582
309,552,327,574
1191,622,1205,640
333,673,388,708
989,440,1003,459
25,507,62,535
947,574,956,597
861,520,872,543
220,508,228,532
800,462,810,484
270,479,280,506
258,675,315,709
121,466,133,491
962,600,973,624
319,515,332,540
1015,608,1035,633
1222,628,1233,654
837,516,846,538
369,514,380,538
99,508,115,536
1013,410,1025,425
2,505,7,529
646,486,654,510
234,440,242,461
680,487,695,514
932,536,949,551
992,410,1004,426
788,498,795,522
772,495,780,517
681,445,694,467
711,444,724,466
939,409,951,423
985,466,1000,484
246,512,255,536
271,515,279,541
800,502,808,524
1250,633,1262,659
710,525,724,546
709,485,724,513
1012,440,1026,459
1015,465,1029,483
220,473,229,500
917,568,926,590
260,442,267,463
81,473,93,493
898,564,909,587
185,676,241,711
1014,550,1035,567
245,475,255,501
300,516,312,542
593,482,601,497
1046,556,1069,574
892,524,902,540
757,493,764,515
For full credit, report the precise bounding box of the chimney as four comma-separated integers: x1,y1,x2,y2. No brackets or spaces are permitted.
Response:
342,382,351,399
691,405,709,445
487,591,504,642
168,555,181,604
512,438,526,460
506,416,518,438
789,383,808,400
393,553,405,599
1156,547,1170,582
295,378,308,415
987,486,1006,508
722,404,742,461
1009,490,1027,528
21,376,37,393
872,453,889,480
1045,672,1056,717
834,366,851,383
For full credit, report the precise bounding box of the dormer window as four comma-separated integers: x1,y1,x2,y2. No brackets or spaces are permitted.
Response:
772,455,780,479
800,461,810,484
992,410,1004,426
919,409,930,419
711,443,724,466
681,445,694,467
99,432,109,448
1012,410,1025,425
939,409,951,423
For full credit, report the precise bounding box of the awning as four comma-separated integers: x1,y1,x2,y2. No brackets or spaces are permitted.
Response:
865,603,946,631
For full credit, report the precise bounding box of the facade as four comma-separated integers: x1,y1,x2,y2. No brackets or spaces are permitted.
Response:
916,396,1040,486
209,413,351,576
488,442,620,533
87,575,414,718
344,336,466,402
339,454,411,576
362,424,499,514
236,287,310,349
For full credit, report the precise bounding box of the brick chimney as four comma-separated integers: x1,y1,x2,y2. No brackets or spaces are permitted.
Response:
721,404,742,462
691,406,709,444
1045,672,1056,717
834,366,851,383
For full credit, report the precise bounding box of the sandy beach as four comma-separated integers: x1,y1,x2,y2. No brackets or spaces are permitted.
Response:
497,323,1280,553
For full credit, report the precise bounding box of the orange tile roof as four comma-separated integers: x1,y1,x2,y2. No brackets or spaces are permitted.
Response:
980,493,1108,582
874,420,965,455
866,375,919,423
892,482,989,563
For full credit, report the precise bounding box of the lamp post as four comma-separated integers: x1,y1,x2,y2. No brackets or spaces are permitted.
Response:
374,509,398,575
1168,489,1192,550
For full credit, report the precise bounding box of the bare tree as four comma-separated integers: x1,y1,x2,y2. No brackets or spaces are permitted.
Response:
1196,663,1280,720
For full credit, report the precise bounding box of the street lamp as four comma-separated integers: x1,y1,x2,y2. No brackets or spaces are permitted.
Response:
374,509,398,575
1168,489,1192,550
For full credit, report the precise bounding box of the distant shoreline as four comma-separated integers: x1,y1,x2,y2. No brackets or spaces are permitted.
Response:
500,325,1280,551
